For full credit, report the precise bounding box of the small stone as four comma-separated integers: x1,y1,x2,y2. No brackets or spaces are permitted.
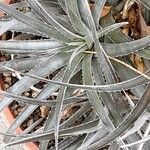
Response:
24,92,30,97
22,123,27,128
13,110,18,117
34,115,39,121
4,76,11,83
40,106,50,118
4,84,9,89
12,104,19,110
12,73,16,77
27,119,34,127
3,73,11,77
17,107,22,113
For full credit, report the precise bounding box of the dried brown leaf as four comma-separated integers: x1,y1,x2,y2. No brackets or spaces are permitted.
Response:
90,4,111,18
138,7,150,37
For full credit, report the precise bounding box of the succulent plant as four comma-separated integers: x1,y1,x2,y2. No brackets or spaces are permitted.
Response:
0,0,150,150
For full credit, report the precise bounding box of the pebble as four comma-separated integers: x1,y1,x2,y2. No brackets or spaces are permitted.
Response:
24,92,30,97
17,107,22,113
4,84,9,89
22,123,27,128
13,110,18,117
27,119,34,127
4,76,11,83
11,104,19,110
3,73,11,77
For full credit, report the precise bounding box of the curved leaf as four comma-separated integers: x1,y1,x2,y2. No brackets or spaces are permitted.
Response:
1,119,100,147
138,0,150,9
86,84,150,149
92,0,107,29
0,56,49,73
65,0,91,37
0,52,71,113
82,54,114,131
54,53,85,149
3,65,150,92
26,0,82,41
0,2,71,42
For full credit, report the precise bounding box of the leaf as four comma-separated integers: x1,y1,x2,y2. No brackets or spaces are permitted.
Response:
0,9,47,36
138,0,150,10
100,12,146,98
0,18,45,37
131,54,145,73
3,64,150,93
0,2,72,42
100,12,131,42
54,53,85,149
92,0,107,29
85,84,150,149
26,0,82,41
92,58,124,124
101,35,150,57
39,71,85,150
0,39,65,54
85,22,128,47
49,101,92,150
138,7,150,37
65,0,91,37
120,111,150,140
97,22,128,37
0,56,49,73
1,34,150,57
2,68,65,143
69,44,87,68
82,54,115,131
81,54,129,150
0,52,70,113
78,0,118,87
2,119,100,147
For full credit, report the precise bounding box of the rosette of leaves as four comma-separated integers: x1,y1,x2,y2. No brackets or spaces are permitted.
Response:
0,0,150,150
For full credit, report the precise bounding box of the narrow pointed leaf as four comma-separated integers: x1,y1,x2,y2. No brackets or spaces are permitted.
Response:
92,0,107,28
26,0,82,41
86,84,150,149
54,53,85,149
0,2,71,42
